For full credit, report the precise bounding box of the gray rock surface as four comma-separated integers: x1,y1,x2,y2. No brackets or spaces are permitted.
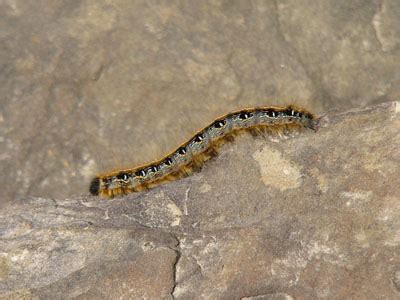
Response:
1,1,400,206
1,102,399,298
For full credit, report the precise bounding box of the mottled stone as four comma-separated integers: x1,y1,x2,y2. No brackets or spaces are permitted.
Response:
0,102,399,298
1,1,400,208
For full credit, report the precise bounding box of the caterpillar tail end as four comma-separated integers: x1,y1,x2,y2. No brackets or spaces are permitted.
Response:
89,177,100,196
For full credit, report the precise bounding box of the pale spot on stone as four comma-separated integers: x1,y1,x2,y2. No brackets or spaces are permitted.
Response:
3,0,21,16
377,197,400,246
15,53,35,72
67,2,117,43
385,231,400,247
252,147,302,191
354,231,370,248
340,190,374,213
184,59,213,85
154,191,164,199
395,101,400,114
80,158,96,180
310,168,329,193
392,270,400,292
340,190,372,203
372,2,400,52
242,293,294,300
167,202,182,227
141,242,155,252
199,183,211,193
10,249,29,262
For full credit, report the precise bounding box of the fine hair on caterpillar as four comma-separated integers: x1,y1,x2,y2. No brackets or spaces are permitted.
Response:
89,105,319,198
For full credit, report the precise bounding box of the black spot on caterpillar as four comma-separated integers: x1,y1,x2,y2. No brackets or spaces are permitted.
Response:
90,105,319,198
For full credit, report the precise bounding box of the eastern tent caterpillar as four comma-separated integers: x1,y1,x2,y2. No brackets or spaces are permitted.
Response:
90,105,319,198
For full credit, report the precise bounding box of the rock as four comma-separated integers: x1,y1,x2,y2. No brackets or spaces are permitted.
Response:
1,1,400,207
0,102,399,298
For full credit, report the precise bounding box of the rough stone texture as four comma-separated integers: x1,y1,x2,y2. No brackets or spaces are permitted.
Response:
1,102,399,298
1,1,400,207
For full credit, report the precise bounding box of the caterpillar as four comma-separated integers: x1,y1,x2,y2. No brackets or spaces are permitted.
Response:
90,105,319,198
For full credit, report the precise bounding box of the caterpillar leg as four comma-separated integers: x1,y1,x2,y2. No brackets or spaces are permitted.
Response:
205,146,219,158
224,134,235,142
188,156,205,172
249,127,264,137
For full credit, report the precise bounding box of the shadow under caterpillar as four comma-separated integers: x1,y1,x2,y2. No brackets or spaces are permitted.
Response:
90,105,320,198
